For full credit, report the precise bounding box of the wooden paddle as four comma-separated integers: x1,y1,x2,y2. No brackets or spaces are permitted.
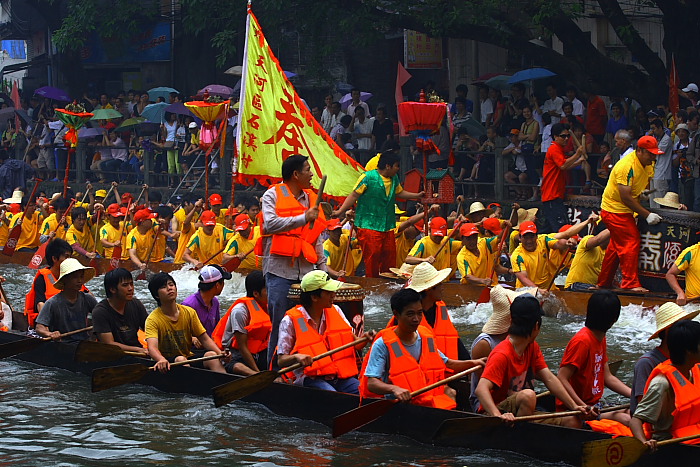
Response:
3,179,41,256
222,246,255,272
74,340,146,363
332,365,481,438
434,403,630,439
135,226,162,281
0,326,93,359
132,186,146,208
192,243,229,271
309,175,327,230
340,221,355,274
91,353,226,392
581,432,700,467
535,359,624,401
28,197,76,269
109,200,132,271
213,335,369,408
476,223,512,304
88,208,102,274
546,249,572,291
432,220,463,259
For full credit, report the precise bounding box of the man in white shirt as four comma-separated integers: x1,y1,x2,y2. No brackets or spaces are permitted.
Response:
350,106,374,151
614,129,635,161
479,86,494,126
346,89,370,118
649,119,673,208
564,86,584,117
539,83,564,125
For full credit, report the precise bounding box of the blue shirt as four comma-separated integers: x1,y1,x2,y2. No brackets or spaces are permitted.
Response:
364,334,448,382
181,291,220,336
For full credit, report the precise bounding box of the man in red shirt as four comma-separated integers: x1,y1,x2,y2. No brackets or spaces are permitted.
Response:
475,294,592,427
584,93,608,145
541,123,586,232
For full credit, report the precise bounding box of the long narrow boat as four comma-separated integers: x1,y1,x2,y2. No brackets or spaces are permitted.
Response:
1,330,697,466
2,252,674,319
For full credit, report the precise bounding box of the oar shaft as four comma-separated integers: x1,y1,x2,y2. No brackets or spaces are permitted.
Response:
433,220,462,258
658,432,700,447
546,249,571,291
309,175,327,230
410,365,480,399
278,335,369,375
512,404,629,423
41,326,93,341
149,353,225,370
80,186,91,204
133,187,146,207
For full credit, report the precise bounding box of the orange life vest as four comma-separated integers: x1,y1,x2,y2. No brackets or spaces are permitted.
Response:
259,183,327,264
359,325,456,410
25,268,60,328
287,305,357,379
643,360,700,443
387,301,459,361
212,297,271,354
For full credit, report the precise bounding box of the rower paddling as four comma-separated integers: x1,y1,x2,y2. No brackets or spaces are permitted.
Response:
182,210,234,270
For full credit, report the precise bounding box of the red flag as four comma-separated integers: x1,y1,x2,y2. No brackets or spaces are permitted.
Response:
669,55,679,117
10,80,21,131
395,61,412,136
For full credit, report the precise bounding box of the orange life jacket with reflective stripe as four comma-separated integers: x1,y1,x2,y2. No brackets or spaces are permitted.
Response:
643,360,700,443
287,305,357,379
259,183,327,263
386,301,459,361
25,268,60,328
212,297,271,354
359,325,456,410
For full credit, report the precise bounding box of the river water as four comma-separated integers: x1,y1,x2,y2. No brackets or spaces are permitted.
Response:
0,264,695,466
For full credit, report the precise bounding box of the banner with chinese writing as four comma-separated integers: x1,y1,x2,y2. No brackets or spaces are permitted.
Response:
404,30,443,69
236,10,365,197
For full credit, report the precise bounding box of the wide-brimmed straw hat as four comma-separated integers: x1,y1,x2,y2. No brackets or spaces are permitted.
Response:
649,302,700,340
406,262,451,293
468,202,493,218
513,207,538,230
4,189,23,204
389,263,415,278
54,258,95,290
653,192,681,209
483,285,537,334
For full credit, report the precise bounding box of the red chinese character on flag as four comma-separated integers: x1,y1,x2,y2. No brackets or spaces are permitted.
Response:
255,55,267,74
247,114,261,130
241,153,253,168
254,75,267,92
252,94,263,111
244,132,258,151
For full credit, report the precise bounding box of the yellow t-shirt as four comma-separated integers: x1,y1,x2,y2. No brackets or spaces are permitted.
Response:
456,236,498,285
100,221,128,259
144,304,206,359
41,213,70,240
127,226,157,262
394,224,417,268
509,229,520,254
511,234,558,288
66,224,95,255
10,211,42,250
353,172,404,196
224,226,262,270
323,231,360,276
564,235,605,288
408,236,462,273
601,150,654,214
186,224,234,264
675,243,700,300
215,208,230,227
0,212,13,246
173,208,199,264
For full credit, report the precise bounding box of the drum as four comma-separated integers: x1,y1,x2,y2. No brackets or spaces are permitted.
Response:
288,283,366,337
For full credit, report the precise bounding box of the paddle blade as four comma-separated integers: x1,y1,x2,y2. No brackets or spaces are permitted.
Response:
91,363,150,392
75,340,128,363
0,337,45,359
109,254,121,271
332,399,396,438
2,227,20,256
28,243,48,269
476,286,491,304
89,257,102,277
222,257,242,273
212,370,278,407
581,436,647,467
432,416,502,440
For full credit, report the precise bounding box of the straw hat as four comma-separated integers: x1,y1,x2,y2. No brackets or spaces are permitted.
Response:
483,285,537,334
406,262,451,292
4,189,23,204
649,302,700,340
54,258,95,290
653,192,681,209
389,263,415,278
513,207,538,230
468,202,493,218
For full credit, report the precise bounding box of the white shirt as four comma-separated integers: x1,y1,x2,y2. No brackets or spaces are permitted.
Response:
541,96,564,124
353,116,375,150
565,97,584,116
618,146,634,160
347,101,370,118
541,124,553,153
480,98,494,125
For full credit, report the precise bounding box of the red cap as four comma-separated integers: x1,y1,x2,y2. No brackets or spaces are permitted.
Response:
234,213,251,231
559,224,580,241
121,192,133,203
9,203,20,214
107,203,124,217
200,210,217,226
460,223,479,237
487,203,501,211
429,217,448,236
134,208,156,224
327,219,343,231
637,136,664,155
519,221,538,235
483,217,503,235
209,194,223,206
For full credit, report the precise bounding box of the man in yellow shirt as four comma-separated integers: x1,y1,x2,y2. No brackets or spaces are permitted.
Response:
323,218,359,277
183,210,234,269
564,225,609,291
406,217,461,274
172,194,202,264
209,193,230,226
127,208,159,271
457,222,509,286
9,194,44,252
40,197,71,241
667,242,700,305
100,203,128,259
223,213,262,270
598,135,662,291
66,206,97,260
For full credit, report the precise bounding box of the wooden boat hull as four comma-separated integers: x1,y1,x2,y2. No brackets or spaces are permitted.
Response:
1,330,697,466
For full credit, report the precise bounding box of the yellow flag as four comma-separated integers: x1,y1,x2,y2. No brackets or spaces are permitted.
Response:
236,10,365,198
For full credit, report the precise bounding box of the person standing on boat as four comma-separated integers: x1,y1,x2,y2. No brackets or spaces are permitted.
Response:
182,210,234,269
630,302,700,415
35,258,97,342
213,270,272,376
332,151,424,278
260,155,327,368
563,225,609,291
597,135,664,291
92,268,148,355
630,320,700,450
145,272,229,373
666,239,700,306
405,217,461,276
556,290,631,426
182,265,232,337
360,288,485,408
475,294,593,427
276,270,372,393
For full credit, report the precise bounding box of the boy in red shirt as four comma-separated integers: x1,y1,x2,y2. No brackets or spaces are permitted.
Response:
557,290,631,425
475,294,592,427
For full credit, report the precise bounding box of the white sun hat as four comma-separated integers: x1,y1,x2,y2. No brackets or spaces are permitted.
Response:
406,262,451,293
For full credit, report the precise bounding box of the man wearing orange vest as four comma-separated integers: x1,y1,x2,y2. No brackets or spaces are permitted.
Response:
276,270,373,393
631,320,700,450
213,270,271,375
361,288,485,409
260,154,328,368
